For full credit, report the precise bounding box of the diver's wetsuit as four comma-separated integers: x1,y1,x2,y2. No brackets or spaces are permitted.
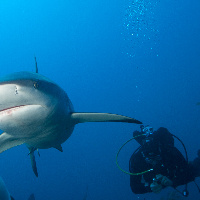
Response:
129,127,195,194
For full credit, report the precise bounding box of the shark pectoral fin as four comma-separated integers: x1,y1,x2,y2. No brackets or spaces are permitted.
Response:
70,112,142,124
54,144,63,152
0,132,24,153
28,146,38,177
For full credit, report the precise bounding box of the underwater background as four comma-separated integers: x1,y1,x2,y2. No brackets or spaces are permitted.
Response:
0,0,200,199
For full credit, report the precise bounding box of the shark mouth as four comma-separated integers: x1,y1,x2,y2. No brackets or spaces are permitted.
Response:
0,105,27,116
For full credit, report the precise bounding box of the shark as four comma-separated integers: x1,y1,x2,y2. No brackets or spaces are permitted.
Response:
0,70,142,176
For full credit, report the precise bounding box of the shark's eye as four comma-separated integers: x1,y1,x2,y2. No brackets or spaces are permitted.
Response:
33,82,39,89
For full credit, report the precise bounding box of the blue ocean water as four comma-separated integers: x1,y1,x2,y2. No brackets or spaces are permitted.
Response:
0,0,200,199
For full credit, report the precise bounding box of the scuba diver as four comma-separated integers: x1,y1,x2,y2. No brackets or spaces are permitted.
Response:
129,126,200,196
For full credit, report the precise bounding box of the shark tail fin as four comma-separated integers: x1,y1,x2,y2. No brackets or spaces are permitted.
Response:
0,132,24,154
70,112,142,124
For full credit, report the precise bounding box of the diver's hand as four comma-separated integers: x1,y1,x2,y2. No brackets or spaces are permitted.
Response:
156,174,173,187
150,174,173,193
150,181,162,193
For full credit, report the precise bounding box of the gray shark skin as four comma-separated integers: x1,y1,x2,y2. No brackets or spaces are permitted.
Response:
0,71,142,176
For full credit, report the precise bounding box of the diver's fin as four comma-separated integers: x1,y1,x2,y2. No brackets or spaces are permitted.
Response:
0,132,24,153
70,112,142,124
54,144,63,152
28,146,38,177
